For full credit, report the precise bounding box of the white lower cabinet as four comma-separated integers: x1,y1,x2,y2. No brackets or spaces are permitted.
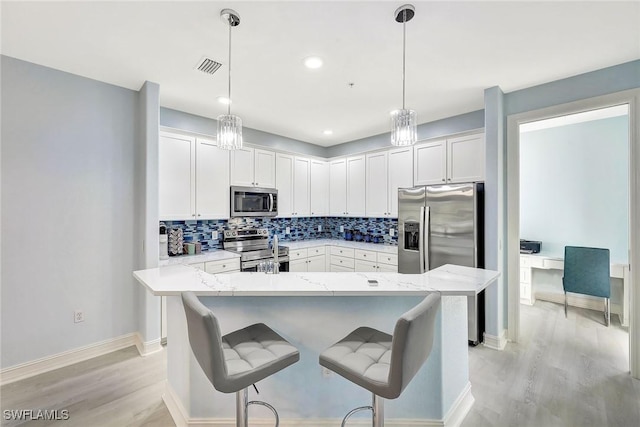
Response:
289,247,326,272
204,258,240,274
307,255,326,272
289,258,308,272
354,259,377,272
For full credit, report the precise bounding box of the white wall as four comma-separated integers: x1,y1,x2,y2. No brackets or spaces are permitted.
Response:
520,115,629,262
1,56,141,368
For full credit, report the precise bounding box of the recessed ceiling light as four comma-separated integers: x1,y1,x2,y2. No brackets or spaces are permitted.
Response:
323,130,333,135
217,96,232,105
304,56,323,69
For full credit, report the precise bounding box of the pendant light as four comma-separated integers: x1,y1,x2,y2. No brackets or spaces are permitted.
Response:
217,8,243,150
390,4,417,146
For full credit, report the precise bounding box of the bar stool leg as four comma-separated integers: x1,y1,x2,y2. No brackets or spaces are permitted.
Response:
372,394,384,427
236,388,248,427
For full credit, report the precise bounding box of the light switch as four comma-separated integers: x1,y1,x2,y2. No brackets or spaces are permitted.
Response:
318,225,322,232
212,231,219,240
339,225,344,233
285,226,291,234
389,228,395,237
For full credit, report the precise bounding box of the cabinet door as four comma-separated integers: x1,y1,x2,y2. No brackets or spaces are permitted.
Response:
310,160,329,216
346,155,366,216
289,258,308,272
414,140,446,186
196,138,230,219
293,157,310,217
388,147,413,217
159,132,195,220
275,153,294,217
307,255,326,272
448,133,485,183
330,264,354,272
365,152,388,217
230,147,254,186
329,159,347,216
354,259,377,272
254,148,276,187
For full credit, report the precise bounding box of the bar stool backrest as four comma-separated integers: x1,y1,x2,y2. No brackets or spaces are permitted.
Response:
182,292,228,390
387,293,441,399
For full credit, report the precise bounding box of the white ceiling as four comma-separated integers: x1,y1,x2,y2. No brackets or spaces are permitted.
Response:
2,1,639,147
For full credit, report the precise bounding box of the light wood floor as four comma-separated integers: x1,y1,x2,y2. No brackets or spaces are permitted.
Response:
2,301,639,426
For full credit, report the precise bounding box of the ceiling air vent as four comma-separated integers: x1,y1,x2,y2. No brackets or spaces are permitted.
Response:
195,57,222,75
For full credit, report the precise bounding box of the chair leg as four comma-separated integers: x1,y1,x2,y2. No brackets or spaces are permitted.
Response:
372,394,384,427
339,394,384,427
564,292,568,318
605,298,610,327
236,389,248,427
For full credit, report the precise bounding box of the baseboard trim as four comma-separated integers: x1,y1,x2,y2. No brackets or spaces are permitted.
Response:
0,333,139,386
163,381,467,426
134,333,163,356
483,329,507,350
442,382,475,427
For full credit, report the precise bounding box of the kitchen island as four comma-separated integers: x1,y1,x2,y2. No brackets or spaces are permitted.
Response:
134,264,499,426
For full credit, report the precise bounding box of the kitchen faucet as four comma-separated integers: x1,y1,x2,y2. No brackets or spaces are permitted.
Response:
272,234,280,274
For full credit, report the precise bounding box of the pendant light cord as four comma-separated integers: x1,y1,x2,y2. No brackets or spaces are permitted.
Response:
402,10,406,110
227,19,232,116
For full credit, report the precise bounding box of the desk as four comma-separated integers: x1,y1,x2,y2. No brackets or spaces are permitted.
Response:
520,253,629,326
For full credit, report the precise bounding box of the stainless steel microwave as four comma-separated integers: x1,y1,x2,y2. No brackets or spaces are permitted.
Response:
230,186,278,217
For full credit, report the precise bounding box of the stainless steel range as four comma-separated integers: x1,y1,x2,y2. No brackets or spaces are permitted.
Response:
223,228,289,272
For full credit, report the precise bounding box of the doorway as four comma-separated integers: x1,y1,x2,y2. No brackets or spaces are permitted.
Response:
506,89,640,378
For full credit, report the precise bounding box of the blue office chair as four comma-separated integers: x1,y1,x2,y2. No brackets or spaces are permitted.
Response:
563,246,611,326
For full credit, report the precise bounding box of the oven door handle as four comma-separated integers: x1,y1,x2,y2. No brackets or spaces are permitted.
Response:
242,256,290,269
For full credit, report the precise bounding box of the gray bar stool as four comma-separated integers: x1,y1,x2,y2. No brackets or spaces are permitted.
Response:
319,293,440,427
181,292,300,427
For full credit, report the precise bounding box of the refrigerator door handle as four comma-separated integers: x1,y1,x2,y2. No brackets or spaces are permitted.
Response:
419,206,429,272
424,206,430,271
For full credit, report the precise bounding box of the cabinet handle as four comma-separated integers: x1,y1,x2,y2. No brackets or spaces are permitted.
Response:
256,182,259,185
192,214,196,217
442,178,445,182
197,214,201,217
222,265,226,268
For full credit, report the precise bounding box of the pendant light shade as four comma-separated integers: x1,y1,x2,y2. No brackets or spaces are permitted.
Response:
391,4,417,147
217,8,243,150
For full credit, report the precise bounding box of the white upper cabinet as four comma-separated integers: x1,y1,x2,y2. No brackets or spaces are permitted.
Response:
275,154,310,217
159,132,229,220
159,133,195,220
195,138,230,219
388,147,413,217
275,153,294,217
310,159,329,216
346,155,366,217
329,159,347,216
293,157,310,217
447,133,485,183
230,147,276,188
365,151,388,217
414,139,447,186
414,132,484,185
366,147,413,218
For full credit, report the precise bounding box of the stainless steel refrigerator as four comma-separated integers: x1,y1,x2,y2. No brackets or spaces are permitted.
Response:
398,183,485,345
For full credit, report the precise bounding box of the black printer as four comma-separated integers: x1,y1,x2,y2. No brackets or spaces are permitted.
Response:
520,239,541,254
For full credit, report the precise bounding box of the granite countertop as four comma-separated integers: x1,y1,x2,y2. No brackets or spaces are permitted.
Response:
134,263,499,297
159,239,397,267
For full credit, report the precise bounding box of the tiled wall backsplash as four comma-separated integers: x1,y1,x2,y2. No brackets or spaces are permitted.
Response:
161,217,398,253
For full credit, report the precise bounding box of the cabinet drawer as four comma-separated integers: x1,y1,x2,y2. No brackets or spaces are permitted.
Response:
190,262,205,271
520,268,531,284
331,255,355,269
330,246,355,258
354,259,377,272
520,256,530,267
377,252,398,266
354,249,377,262
205,259,240,274
543,258,564,270
307,246,326,257
520,282,531,301
289,248,308,261
330,264,354,272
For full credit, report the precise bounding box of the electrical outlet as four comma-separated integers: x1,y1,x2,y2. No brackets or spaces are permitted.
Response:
285,226,291,234
212,231,219,240
74,310,84,323
318,225,322,232
339,225,344,233
321,367,333,378
389,228,395,237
